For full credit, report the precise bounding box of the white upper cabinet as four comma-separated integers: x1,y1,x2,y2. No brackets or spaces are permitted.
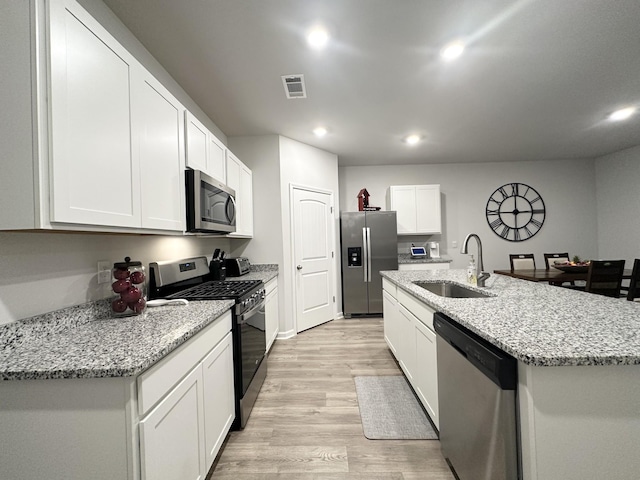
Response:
134,71,186,231
208,133,227,183
0,0,187,233
388,185,441,235
185,111,209,173
49,0,141,228
226,150,253,237
185,111,226,183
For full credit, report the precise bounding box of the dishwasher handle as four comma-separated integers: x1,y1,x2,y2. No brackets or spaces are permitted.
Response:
434,312,517,390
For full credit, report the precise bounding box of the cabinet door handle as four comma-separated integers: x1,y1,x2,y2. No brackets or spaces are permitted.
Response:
297,265,303,270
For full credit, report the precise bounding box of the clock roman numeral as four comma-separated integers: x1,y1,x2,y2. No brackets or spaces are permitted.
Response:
530,218,543,228
531,209,545,215
498,187,509,200
513,228,521,241
510,183,519,196
490,218,504,230
486,208,500,216
500,225,510,238
529,195,542,204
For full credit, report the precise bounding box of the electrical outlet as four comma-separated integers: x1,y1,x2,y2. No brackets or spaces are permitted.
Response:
97,260,111,284
452,240,458,249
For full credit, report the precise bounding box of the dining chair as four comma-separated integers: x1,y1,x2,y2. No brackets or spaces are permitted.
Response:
544,252,572,286
544,253,570,269
584,260,626,298
509,253,536,270
621,258,640,301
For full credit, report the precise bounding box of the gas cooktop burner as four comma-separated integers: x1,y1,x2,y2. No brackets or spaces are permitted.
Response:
167,280,262,300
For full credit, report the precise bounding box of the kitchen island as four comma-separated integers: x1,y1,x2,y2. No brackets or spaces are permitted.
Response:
381,269,640,480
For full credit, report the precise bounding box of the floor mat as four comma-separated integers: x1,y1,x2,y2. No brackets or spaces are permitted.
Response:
354,375,438,440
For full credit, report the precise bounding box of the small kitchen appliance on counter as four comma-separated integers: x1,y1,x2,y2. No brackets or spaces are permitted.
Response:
428,241,441,259
224,257,251,277
209,248,227,280
148,256,266,430
410,245,427,258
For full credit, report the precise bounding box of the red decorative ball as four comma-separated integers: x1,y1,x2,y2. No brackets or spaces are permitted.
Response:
130,271,145,285
112,279,131,293
111,298,128,313
113,269,130,280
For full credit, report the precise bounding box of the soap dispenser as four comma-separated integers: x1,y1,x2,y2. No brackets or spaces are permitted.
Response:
467,255,477,286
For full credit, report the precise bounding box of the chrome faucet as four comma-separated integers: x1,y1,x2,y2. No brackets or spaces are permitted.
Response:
461,233,490,287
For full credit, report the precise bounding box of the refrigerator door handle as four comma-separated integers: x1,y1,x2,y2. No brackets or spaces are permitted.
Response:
366,227,372,283
362,227,368,282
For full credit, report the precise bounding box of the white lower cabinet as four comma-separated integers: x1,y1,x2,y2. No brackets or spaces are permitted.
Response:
413,317,439,428
138,314,234,480
398,304,417,383
0,310,234,480
202,333,235,470
140,366,206,480
382,289,400,355
265,278,279,353
383,283,439,429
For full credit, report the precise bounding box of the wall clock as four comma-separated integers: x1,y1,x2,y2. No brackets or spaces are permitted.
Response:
485,182,545,242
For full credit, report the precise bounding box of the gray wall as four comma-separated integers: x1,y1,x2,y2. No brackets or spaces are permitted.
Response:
229,135,340,336
595,145,640,267
339,158,599,271
0,0,235,325
0,232,230,324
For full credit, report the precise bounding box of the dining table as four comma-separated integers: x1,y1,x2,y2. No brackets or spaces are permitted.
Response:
493,268,633,284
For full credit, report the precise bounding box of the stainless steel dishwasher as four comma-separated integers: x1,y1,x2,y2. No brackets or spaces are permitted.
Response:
434,312,519,480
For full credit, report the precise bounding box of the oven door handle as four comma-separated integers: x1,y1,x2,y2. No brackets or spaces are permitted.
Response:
237,299,266,324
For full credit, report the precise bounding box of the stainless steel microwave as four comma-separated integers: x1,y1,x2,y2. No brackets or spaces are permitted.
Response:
185,169,236,234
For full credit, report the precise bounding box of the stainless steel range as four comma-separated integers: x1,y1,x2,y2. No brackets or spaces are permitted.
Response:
148,256,266,430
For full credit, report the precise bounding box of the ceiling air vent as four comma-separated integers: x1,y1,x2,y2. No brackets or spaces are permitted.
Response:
282,74,307,99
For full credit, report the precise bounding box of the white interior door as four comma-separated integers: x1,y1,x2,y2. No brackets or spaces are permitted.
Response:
292,187,334,333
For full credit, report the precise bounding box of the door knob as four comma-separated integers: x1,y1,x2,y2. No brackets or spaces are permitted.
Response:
297,265,303,270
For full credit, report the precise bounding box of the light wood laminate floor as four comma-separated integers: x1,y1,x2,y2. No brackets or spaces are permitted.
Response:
210,318,455,479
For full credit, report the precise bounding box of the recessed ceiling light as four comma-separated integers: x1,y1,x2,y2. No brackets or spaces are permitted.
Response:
404,134,421,145
608,106,636,121
313,126,328,137
307,27,329,49
440,40,465,61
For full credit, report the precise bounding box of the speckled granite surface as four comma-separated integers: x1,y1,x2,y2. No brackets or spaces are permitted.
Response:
0,266,279,381
0,299,234,381
381,269,640,367
398,254,452,264
229,265,278,283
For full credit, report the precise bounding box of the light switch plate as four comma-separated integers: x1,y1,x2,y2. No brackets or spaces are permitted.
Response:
97,260,111,284
452,240,458,248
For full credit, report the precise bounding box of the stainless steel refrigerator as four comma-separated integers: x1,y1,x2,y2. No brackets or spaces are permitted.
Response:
341,211,398,317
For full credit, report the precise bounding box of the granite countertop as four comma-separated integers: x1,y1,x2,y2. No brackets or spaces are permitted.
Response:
398,254,452,264
0,298,235,381
381,269,640,367
0,265,279,381
228,264,278,283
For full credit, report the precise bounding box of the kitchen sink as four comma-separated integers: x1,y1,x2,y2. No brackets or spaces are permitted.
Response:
413,281,492,298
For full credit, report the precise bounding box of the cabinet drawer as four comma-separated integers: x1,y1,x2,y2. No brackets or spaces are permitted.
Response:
265,277,277,296
382,278,397,299
397,288,435,333
138,310,232,416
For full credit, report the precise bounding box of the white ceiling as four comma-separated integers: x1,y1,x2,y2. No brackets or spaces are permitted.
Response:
102,0,640,166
